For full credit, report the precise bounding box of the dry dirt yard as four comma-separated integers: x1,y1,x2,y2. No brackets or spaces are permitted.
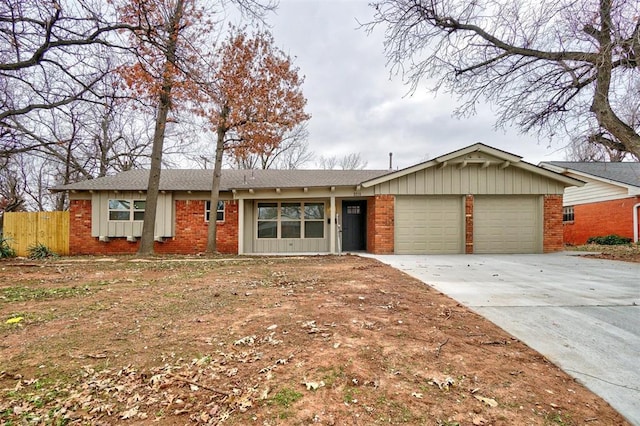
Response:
0,253,632,425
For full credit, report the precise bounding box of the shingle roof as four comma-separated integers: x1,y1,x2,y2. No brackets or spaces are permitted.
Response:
543,162,640,188
52,169,392,192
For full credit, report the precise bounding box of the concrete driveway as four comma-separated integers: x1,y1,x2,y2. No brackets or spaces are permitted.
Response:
366,252,640,425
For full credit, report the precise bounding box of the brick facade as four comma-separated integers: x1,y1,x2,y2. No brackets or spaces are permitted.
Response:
563,196,640,245
465,195,474,254
69,199,238,255
543,195,564,253
366,195,394,254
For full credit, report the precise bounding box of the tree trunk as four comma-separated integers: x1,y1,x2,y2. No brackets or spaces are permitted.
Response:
206,116,228,254
138,0,184,255
138,102,168,254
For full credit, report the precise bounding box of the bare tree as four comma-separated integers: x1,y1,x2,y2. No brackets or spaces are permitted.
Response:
565,137,635,162
0,0,134,156
228,123,313,169
367,0,640,157
318,153,368,170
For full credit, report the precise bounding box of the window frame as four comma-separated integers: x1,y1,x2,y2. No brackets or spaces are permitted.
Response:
108,199,146,222
256,201,325,239
562,206,575,223
205,200,225,222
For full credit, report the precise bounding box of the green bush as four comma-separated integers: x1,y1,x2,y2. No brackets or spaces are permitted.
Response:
586,234,632,245
0,237,16,258
27,243,58,259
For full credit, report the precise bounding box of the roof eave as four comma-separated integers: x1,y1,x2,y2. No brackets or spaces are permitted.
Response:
539,163,638,191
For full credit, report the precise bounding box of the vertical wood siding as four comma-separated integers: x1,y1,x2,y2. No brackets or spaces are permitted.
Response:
4,211,70,256
373,164,566,195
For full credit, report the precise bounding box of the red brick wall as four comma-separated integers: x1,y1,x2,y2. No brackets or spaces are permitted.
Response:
367,195,394,254
543,195,564,253
563,196,640,245
69,199,238,255
465,195,474,254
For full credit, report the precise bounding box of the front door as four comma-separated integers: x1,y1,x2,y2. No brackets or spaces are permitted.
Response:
342,200,366,251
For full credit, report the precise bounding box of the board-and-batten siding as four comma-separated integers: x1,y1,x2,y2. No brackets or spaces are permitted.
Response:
242,199,330,254
372,164,566,195
91,191,174,238
562,174,629,206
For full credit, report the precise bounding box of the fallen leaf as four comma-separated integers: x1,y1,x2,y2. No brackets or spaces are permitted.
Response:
121,406,139,419
474,394,498,407
304,380,325,391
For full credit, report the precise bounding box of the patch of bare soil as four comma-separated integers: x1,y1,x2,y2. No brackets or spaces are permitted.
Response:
570,244,640,263
0,255,630,425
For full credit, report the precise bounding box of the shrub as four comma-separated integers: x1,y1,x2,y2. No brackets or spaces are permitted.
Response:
0,237,16,258
586,234,632,245
27,243,58,259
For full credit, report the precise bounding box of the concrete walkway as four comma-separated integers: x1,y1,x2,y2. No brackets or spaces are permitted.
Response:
365,252,640,425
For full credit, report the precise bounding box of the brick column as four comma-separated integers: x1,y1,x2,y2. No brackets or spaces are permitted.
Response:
367,195,394,254
543,195,564,252
465,195,474,254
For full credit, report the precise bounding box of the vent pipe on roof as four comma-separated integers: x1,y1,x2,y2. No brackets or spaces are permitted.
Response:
389,152,393,171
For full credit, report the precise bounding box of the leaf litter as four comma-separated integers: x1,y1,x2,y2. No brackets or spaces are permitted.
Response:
0,255,631,425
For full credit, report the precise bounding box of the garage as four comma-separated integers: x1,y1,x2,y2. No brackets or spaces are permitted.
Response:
474,196,542,253
360,143,584,255
395,196,463,254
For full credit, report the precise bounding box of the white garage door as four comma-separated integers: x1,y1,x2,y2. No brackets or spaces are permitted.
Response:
474,196,541,254
395,196,463,254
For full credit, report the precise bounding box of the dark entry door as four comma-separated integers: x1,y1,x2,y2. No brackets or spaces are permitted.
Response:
342,200,366,251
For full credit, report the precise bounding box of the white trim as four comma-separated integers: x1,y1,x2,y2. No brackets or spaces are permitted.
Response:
330,196,336,254
238,199,244,254
634,203,640,243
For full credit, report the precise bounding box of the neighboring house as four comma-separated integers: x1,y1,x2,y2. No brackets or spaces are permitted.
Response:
539,161,640,244
52,143,582,255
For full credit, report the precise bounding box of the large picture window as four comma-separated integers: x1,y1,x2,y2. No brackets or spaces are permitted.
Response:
108,199,145,221
205,200,225,222
257,201,325,239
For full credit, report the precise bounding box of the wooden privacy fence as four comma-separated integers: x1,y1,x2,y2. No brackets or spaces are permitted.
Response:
3,211,69,257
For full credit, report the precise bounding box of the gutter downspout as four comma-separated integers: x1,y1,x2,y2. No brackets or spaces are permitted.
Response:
634,203,640,243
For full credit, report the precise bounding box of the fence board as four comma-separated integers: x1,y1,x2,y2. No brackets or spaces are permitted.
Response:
3,211,69,257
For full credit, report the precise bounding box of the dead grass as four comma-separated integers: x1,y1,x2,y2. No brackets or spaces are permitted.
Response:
568,243,640,263
0,255,630,425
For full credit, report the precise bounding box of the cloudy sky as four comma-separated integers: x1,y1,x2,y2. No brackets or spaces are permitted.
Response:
264,0,570,170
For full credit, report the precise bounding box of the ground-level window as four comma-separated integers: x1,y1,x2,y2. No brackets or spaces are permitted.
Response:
257,201,325,239
108,199,145,221
563,206,574,222
205,200,225,222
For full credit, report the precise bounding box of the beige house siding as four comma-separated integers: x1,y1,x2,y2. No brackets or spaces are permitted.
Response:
562,173,629,205
371,164,566,196
91,191,173,238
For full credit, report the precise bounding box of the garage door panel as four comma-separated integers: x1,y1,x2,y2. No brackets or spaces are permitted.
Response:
474,196,541,254
396,196,463,254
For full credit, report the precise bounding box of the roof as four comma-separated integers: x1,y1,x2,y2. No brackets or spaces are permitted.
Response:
362,143,584,188
541,162,640,188
52,169,392,192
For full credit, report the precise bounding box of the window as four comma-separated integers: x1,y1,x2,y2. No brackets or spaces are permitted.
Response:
257,201,325,239
346,205,361,214
304,202,325,238
205,200,225,222
108,199,145,221
257,202,278,238
563,206,574,222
